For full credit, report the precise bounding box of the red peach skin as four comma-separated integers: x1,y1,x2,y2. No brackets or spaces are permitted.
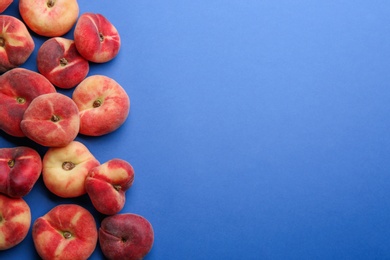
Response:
0,15,35,72
32,204,98,260
0,0,13,13
20,93,80,147
0,193,31,250
0,146,42,198
37,37,89,89
74,13,121,63
19,0,79,37
99,213,154,260
85,159,134,215
0,68,56,137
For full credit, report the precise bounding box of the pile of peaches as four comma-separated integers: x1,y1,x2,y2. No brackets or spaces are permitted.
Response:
0,1,153,259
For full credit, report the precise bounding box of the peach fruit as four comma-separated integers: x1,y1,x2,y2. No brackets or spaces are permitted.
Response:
0,15,35,73
20,92,80,147
74,12,121,63
19,0,79,37
0,146,42,198
0,68,56,137
72,75,130,136
32,204,98,260
99,213,154,260
42,141,100,198
0,193,31,250
0,0,13,13
85,159,134,215
37,37,89,89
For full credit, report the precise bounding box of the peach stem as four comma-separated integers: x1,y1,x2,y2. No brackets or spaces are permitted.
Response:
8,159,15,168
62,162,76,171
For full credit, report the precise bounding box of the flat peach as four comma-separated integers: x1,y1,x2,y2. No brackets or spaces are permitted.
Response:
32,204,97,260
0,146,42,198
37,37,89,89
85,159,134,215
99,213,154,260
74,12,120,63
19,0,79,37
72,75,130,136
0,15,35,73
20,93,80,147
42,141,100,198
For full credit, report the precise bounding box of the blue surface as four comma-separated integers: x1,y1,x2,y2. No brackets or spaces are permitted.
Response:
1,0,390,259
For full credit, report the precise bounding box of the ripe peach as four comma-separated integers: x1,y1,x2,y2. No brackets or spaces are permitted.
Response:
32,204,98,260
74,12,121,63
0,15,35,73
0,0,13,13
20,93,80,147
0,146,42,198
19,0,79,37
85,159,134,215
0,193,31,250
0,68,56,137
37,37,89,89
42,141,100,198
72,75,130,136
99,213,154,260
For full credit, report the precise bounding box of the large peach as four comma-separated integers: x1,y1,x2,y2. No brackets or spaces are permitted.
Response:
0,146,42,198
0,15,35,73
86,159,134,215
0,193,31,250
20,92,80,147
99,213,154,260
37,37,89,89
0,68,56,137
32,204,98,260
0,0,13,13
42,141,100,198
72,75,130,136
19,0,79,37
74,12,121,63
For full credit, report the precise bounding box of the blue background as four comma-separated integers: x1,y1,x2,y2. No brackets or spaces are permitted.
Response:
1,0,390,259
